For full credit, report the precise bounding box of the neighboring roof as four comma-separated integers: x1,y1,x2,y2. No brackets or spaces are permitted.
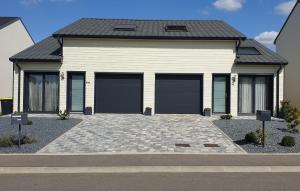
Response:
236,39,288,65
274,0,300,44
0,17,19,30
53,18,246,40
9,36,61,62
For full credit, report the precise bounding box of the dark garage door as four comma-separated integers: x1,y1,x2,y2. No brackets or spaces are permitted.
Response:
95,74,143,113
155,74,202,114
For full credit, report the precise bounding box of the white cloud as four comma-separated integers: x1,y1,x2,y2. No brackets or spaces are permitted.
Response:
20,0,74,6
213,0,244,11
254,31,279,50
20,0,42,6
275,0,297,15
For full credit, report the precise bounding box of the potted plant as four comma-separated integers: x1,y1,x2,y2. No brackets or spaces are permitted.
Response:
84,107,93,115
203,108,211,117
144,107,152,116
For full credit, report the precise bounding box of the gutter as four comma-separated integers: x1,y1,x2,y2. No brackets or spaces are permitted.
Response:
15,62,21,112
276,64,284,116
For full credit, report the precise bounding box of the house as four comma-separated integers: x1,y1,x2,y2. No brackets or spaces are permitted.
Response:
10,18,287,116
275,0,300,109
0,17,34,112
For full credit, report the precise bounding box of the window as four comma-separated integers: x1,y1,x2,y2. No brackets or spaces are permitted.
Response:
237,47,261,55
165,25,188,32
24,73,59,112
238,76,273,114
113,25,136,31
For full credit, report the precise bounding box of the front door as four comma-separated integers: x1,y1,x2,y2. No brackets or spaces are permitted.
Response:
67,72,85,112
213,75,230,113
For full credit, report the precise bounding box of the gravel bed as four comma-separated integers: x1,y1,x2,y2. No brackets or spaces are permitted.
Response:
0,116,82,153
214,119,300,153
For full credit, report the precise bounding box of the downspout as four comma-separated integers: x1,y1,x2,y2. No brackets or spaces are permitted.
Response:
276,64,284,116
15,62,21,113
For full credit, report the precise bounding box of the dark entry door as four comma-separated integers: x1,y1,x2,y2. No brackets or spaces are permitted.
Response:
95,73,143,113
67,72,85,112
213,75,230,113
155,74,202,114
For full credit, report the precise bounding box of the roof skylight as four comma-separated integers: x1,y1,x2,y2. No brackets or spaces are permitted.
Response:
113,25,137,31
165,25,188,32
237,47,261,55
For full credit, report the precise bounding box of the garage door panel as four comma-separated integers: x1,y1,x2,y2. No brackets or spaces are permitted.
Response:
155,75,202,114
95,74,143,113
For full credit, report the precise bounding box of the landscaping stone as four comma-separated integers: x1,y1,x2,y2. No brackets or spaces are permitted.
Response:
0,116,82,153
214,119,300,153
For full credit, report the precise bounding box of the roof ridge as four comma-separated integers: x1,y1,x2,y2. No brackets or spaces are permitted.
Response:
80,18,224,22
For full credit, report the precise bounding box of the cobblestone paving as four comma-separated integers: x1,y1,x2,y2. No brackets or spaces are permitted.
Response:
39,114,244,153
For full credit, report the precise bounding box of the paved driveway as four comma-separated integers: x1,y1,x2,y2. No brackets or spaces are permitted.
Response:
39,114,244,153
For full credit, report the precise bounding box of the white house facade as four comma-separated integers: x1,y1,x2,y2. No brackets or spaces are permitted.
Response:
10,18,287,116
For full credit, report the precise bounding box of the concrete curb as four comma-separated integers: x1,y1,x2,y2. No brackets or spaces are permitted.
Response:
1,166,300,174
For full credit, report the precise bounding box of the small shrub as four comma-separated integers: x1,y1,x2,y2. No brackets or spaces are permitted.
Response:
57,110,70,120
26,120,33,125
22,135,37,144
245,132,257,143
280,136,296,147
0,135,37,147
244,128,267,145
0,136,14,147
255,128,267,145
280,100,300,133
220,114,232,120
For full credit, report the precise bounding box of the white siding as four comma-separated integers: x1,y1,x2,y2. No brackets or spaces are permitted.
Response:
231,65,283,115
62,38,236,114
13,38,284,116
276,3,300,109
12,62,61,112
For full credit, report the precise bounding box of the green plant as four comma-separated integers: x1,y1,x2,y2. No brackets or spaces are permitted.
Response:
280,100,300,133
280,136,296,147
244,129,267,145
57,110,70,120
0,136,14,147
22,135,37,144
26,120,33,125
255,128,266,145
245,132,257,143
3,135,37,146
220,114,232,120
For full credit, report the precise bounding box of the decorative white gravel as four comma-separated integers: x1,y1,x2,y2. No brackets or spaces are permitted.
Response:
0,117,82,153
214,119,300,153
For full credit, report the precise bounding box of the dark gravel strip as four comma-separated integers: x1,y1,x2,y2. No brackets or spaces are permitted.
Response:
214,119,300,153
0,117,82,153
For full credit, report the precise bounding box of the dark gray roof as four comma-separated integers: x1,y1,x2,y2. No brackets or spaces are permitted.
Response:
10,36,61,62
236,39,288,65
0,17,19,30
53,18,246,40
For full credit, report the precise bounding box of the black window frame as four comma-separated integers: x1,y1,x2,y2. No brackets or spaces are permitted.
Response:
67,72,86,113
23,71,60,113
237,47,261,55
238,74,274,116
165,25,188,32
113,25,137,31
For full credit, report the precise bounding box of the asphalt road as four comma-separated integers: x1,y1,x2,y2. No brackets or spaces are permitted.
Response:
1,172,300,191
1,154,300,191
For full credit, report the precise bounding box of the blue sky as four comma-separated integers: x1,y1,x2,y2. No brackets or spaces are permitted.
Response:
1,0,297,49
